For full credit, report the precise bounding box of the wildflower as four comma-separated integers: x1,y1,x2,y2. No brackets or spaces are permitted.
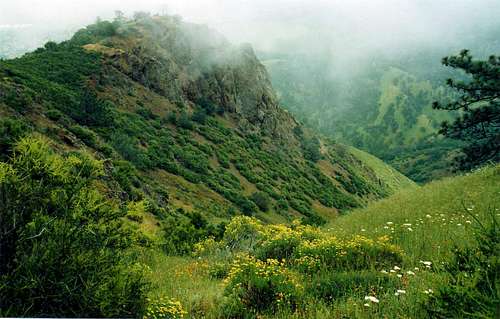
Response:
364,303,370,307
465,220,472,224
397,274,402,278
395,289,406,296
426,214,432,218
406,270,415,275
403,223,412,227
380,270,388,274
393,266,401,271
414,267,419,271
386,222,393,225
361,229,366,232
420,261,432,266
390,269,396,273
364,296,379,303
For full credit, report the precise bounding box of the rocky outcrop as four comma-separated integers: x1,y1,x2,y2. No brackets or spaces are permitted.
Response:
86,16,299,142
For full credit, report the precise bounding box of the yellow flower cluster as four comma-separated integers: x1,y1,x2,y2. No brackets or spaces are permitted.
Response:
223,253,303,308
143,297,187,319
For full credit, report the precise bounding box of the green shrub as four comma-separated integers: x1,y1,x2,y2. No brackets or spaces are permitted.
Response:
74,90,114,127
250,191,271,212
192,108,207,124
45,108,64,121
177,112,193,130
162,212,224,255
0,136,148,317
136,107,158,120
295,235,404,272
221,255,303,317
69,124,98,147
0,118,29,160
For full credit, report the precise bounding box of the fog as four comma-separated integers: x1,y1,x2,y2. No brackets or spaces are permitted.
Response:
1,0,499,73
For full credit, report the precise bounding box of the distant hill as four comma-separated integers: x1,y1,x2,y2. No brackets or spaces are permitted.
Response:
261,37,499,183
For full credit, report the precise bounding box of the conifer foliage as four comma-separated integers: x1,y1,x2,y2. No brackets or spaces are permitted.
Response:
433,50,500,169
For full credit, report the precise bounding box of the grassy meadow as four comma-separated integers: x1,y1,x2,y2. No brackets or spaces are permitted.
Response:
142,165,499,318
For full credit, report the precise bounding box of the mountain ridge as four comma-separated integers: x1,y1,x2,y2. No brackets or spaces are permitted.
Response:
0,14,413,226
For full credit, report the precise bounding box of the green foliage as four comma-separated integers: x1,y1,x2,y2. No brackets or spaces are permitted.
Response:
194,216,406,317
45,108,64,121
433,50,500,170
162,211,225,255
178,111,193,130
264,52,459,182
0,136,148,317
75,90,115,127
71,20,119,45
301,136,321,162
425,213,499,318
250,191,271,212
221,255,303,317
69,124,98,147
0,118,29,160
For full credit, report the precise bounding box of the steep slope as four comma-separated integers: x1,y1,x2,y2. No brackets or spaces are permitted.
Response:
0,15,411,227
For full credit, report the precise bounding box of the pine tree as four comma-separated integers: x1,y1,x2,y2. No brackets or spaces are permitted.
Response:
433,50,500,169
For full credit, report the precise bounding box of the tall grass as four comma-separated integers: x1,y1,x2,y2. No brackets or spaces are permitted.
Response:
145,165,499,318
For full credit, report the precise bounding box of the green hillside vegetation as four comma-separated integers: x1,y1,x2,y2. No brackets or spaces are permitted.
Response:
261,53,466,183
145,164,499,318
0,15,410,229
1,12,497,319
0,14,414,317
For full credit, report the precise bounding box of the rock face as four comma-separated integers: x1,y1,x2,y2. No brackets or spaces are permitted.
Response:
91,16,299,142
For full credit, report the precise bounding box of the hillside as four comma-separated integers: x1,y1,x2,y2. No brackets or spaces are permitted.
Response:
147,164,499,318
0,15,411,229
1,12,497,319
261,52,470,182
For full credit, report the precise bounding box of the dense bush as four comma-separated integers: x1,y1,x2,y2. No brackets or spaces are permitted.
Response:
0,136,148,317
250,191,271,212
221,255,303,317
69,124,98,147
295,235,404,272
162,211,225,255
0,118,29,160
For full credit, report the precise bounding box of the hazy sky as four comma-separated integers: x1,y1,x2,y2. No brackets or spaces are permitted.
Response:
1,0,499,60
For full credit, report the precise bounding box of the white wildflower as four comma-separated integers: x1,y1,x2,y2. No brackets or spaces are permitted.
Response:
364,296,379,303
